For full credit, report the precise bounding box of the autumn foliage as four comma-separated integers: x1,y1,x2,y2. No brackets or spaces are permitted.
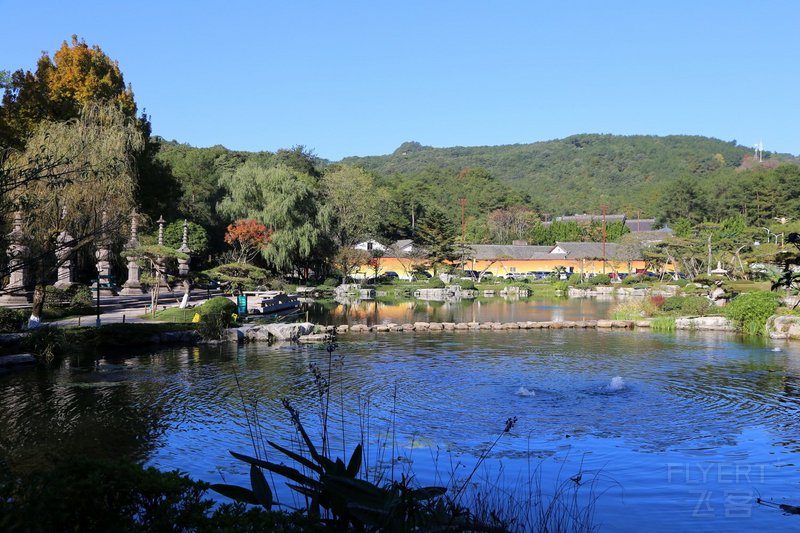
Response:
224,219,272,264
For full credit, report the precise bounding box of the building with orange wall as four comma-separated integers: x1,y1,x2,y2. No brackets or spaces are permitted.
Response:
353,240,671,279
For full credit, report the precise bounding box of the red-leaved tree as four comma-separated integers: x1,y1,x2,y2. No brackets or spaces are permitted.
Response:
224,219,272,264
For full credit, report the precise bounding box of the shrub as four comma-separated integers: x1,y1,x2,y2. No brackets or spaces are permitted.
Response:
322,277,339,288
622,274,650,285
588,274,611,286
428,278,445,289
0,455,213,532
724,291,781,336
552,281,568,292
21,326,66,365
692,274,715,286
0,307,26,333
199,296,237,317
567,273,582,285
457,279,476,290
69,287,93,310
661,295,713,316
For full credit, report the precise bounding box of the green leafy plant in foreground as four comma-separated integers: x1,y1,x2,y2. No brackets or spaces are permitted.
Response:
211,398,468,531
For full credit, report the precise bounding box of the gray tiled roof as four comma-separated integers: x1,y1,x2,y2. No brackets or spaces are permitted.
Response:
555,214,626,224
553,242,622,259
625,219,656,232
466,244,563,260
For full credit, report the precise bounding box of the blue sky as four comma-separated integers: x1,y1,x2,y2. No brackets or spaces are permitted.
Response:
2,1,798,160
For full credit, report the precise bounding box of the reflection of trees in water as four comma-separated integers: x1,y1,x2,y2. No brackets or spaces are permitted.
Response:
0,363,171,472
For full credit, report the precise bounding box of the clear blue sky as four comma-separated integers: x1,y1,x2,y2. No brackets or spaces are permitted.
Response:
2,1,798,160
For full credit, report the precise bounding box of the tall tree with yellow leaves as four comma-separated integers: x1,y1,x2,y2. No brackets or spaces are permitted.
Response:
0,35,138,149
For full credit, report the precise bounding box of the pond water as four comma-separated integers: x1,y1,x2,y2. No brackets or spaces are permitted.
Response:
303,295,616,326
2,299,799,532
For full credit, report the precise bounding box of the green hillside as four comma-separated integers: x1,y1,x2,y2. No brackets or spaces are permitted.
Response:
342,134,759,216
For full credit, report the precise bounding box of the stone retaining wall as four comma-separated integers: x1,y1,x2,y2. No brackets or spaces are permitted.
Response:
318,316,734,335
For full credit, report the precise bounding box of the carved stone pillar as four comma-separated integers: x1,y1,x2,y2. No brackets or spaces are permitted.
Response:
155,215,170,289
177,220,192,295
120,210,146,295
0,211,32,304
54,207,75,289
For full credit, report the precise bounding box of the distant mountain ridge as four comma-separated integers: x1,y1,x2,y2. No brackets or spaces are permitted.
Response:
342,134,781,216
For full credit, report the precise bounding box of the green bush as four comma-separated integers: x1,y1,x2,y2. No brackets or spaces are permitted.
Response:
457,279,476,290
623,274,644,285
428,278,445,289
0,307,26,333
69,287,93,310
322,277,339,287
21,326,66,365
199,296,237,318
724,291,781,336
661,295,713,316
567,273,582,285
693,274,715,286
553,281,568,292
588,274,611,286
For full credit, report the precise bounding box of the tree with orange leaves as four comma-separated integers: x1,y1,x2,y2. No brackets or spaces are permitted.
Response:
1,35,138,149
224,219,272,264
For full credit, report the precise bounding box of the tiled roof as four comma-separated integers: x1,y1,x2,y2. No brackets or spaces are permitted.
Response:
555,214,626,224
466,244,563,260
625,219,656,232
553,242,622,259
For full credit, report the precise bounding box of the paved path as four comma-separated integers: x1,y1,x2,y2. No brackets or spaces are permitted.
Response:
46,290,225,327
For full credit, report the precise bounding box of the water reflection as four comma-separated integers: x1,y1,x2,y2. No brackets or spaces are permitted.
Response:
2,302,800,531
304,296,614,326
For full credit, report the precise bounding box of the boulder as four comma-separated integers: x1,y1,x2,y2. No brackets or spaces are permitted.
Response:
298,333,330,343
335,325,349,334
767,315,800,339
596,320,613,329
674,316,736,331
263,322,315,340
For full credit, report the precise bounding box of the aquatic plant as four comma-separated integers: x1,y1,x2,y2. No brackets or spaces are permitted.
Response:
724,290,780,337
650,316,676,332
21,326,66,365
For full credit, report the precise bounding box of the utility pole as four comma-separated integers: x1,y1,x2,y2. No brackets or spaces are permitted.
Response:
459,198,467,269
601,204,608,274
636,208,641,232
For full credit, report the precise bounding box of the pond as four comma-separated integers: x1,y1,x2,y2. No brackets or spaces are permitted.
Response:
1,299,799,532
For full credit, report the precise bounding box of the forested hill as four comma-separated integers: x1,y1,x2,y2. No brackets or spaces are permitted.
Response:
342,135,764,215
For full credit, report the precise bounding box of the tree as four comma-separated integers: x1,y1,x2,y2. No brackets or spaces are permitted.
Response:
332,247,370,283
1,35,138,149
223,219,271,264
2,102,144,322
320,165,382,247
218,161,329,275
487,206,534,243
415,205,458,274
163,220,210,259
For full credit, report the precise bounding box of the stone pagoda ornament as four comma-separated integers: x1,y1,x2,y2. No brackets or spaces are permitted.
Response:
120,210,146,295
177,220,192,295
0,210,32,304
54,206,75,289
154,215,170,288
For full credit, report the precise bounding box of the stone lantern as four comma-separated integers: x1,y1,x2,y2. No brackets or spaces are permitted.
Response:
54,207,75,289
0,211,31,304
120,210,146,295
